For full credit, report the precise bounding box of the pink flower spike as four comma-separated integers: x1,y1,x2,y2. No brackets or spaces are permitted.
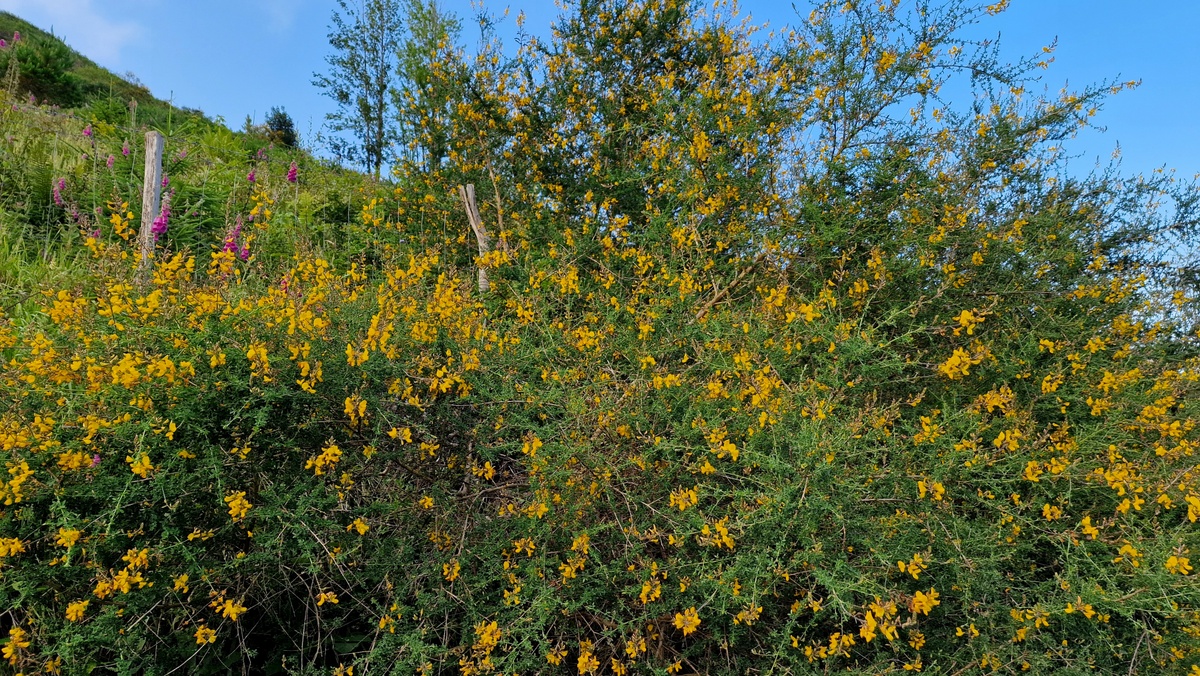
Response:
287,161,298,183
83,124,93,138
12,31,20,43
247,169,256,183
106,154,115,168
122,142,130,157
91,454,101,467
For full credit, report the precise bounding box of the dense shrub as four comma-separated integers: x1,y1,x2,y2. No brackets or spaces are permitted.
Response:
266,106,300,148
0,34,81,106
0,1,1198,675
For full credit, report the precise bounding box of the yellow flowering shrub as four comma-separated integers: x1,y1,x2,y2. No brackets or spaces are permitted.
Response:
0,0,1197,674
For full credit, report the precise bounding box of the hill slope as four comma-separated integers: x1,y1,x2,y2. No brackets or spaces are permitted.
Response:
0,11,210,129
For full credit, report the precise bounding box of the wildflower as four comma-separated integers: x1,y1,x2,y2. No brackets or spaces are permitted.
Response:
247,169,256,183
65,600,89,621
106,154,115,168
214,597,248,620
287,161,298,183
151,192,172,241
316,591,339,606
126,453,155,478
674,607,701,636
3,626,30,665
122,141,130,156
83,124,93,138
911,588,940,615
56,528,81,548
194,625,217,644
52,178,65,206
224,491,252,522
1165,554,1193,575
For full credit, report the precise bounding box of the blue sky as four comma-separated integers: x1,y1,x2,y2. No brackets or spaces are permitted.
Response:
1,0,1196,180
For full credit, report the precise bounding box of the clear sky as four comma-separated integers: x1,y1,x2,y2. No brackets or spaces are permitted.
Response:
1,0,1196,180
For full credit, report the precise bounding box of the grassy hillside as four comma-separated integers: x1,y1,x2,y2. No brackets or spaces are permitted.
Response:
0,11,209,130
0,13,380,316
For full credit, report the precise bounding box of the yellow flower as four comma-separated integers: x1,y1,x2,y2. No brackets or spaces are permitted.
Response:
546,646,567,665
673,606,701,636
194,625,217,644
1165,555,1193,575
214,597,248,621
316,591,339,606
347,518,369,535
419,495,434,509
126,453,155,478
173,574,190,593
1080,516,1100,539
56,527,81,548
911,588,940,616
65,600,89,622
224,491,252,522
3,626,31,665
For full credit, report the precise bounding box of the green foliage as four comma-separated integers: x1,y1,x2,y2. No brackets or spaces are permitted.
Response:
314,0,402,177
267,106,300,148
0,1,1199,676
0,34,81,106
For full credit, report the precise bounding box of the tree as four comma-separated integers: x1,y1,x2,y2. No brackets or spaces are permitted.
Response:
265,106,299,148
313,0,402,178
0,34,81,106
392,0,465,175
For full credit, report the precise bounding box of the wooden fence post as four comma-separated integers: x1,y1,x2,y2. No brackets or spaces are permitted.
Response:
138,130,163,274
458,183,492,293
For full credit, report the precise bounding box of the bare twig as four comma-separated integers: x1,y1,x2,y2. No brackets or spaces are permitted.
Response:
694,251,765,321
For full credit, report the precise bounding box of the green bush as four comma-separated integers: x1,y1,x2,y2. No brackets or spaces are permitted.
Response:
0,35,81,106
0,1,1198,675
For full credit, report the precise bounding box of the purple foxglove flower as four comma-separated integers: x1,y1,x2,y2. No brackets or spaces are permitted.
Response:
247,169,256,183
91,454,101,467
151,191,174,241
52,178,65,206
122,142,130,157
1,39,8,48
106,154,115,168
83,124,93,138
12,32,20,43
287,161,298,183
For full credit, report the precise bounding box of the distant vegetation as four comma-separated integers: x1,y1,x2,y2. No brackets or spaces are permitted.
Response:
0,2,1199,676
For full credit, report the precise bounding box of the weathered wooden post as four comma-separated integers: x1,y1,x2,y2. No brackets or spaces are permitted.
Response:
457,183,492,293
137,130,163,274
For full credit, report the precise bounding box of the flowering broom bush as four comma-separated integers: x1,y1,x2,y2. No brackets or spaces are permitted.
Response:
1,0,1199,674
